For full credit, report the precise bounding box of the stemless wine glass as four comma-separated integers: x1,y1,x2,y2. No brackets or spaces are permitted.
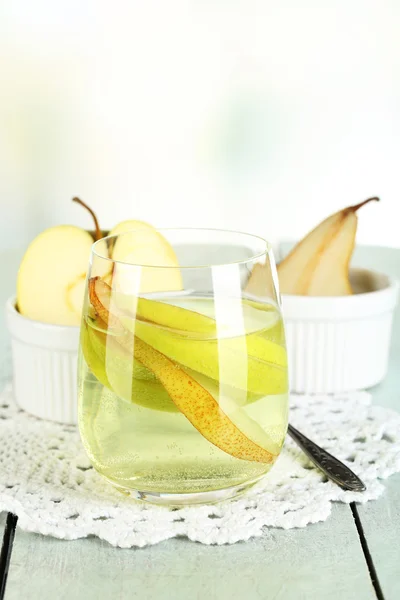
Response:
78,229,289,506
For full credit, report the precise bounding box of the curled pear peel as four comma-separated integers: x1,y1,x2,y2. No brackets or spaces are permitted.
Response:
88,277,278,463
89,276,123,330
185,369,282,456
130,336,276,463
276,197,380,297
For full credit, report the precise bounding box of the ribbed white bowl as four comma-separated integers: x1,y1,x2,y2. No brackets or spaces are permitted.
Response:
281,268,399,394
5,266,399,420
5,298,79,424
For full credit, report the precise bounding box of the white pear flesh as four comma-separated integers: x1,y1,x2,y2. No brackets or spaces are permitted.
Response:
17,226,94,325
108,219,157,239
278,210,356,296
109,220,183,294
277,198,379,297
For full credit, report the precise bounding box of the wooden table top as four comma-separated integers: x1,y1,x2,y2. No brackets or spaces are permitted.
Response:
1,245,399,600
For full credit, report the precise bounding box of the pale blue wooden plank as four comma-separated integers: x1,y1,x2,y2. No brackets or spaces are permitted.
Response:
6,504,374,600
356,475,400,600
351,246,400,600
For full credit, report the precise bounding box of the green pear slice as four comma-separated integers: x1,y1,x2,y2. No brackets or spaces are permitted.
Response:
137,297,216,334
113,288,287,395
122,317,287,396
91,277,287,395
81,320,178,412
88,278,277,463
117,294,280,341
85,318,156,382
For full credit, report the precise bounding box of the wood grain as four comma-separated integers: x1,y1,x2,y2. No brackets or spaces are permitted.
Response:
351,245,400,600
356,476,400,600
6,504,374,600
0,514,18,600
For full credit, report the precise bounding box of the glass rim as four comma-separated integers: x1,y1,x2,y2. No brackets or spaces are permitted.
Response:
91,227,271,269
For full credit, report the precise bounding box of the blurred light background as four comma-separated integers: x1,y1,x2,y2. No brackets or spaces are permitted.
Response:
0,0,399,251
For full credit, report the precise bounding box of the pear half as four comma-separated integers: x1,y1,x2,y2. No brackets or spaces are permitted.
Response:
276,197,379,296
88,277,278,463
18,226,95,326
17,198,110,326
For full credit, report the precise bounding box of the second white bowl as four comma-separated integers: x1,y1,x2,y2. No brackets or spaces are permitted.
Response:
281,268,399,394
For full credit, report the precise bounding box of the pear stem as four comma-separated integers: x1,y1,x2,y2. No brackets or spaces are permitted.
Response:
72,197,102,241
350,196,380,213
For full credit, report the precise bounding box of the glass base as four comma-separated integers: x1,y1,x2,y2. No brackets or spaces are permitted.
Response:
114,476,265,507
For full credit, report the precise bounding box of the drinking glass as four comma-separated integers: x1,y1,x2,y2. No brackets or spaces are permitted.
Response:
78,228,289,505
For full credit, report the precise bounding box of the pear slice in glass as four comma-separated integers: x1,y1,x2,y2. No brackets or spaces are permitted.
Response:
88,277,278,464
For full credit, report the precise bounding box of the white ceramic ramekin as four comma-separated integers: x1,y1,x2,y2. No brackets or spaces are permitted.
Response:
6,298,79,424
5,265,399,422
281,268,399,394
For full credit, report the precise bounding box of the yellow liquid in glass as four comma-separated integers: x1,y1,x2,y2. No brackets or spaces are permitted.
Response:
78,295,288,496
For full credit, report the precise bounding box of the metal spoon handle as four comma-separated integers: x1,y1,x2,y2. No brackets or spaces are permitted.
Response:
287,424,366,492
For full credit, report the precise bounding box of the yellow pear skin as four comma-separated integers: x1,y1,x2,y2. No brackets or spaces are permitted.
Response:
277,197,379,296
132,336,276,463
88,277,277,463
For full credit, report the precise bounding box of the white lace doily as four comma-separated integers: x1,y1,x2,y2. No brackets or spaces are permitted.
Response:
1,383,400,548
